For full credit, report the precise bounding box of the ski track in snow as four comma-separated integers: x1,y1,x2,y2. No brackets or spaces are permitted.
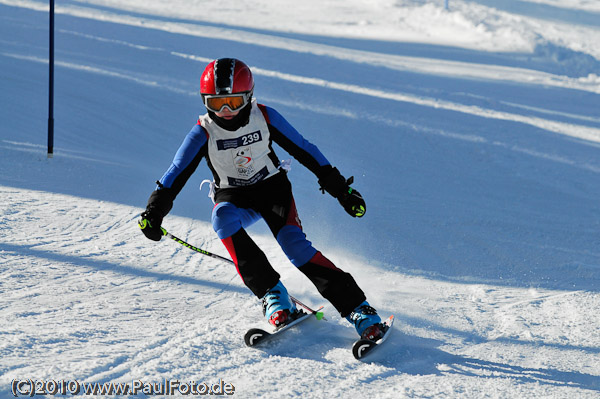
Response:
1,0,600,398
1,190,599,397
3,0,600,147
6,47,600,146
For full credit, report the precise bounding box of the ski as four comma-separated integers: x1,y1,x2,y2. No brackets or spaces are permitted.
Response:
244,306,324,347
351,315,394,360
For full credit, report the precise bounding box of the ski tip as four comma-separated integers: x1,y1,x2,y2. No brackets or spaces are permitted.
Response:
244,328,269,347
352,339,376,360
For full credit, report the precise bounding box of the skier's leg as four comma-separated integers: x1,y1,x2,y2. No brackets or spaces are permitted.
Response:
297,250,367,316
212,202,280,297
263,196,367,317
297,245,382,339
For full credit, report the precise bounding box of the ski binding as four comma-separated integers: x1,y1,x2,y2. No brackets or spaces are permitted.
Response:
244,306,324,347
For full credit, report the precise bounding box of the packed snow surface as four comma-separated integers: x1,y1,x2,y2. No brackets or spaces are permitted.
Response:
1,0,599,397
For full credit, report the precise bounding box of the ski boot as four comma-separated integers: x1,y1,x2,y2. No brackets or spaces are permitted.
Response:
346,301,384,341
261,281,297,328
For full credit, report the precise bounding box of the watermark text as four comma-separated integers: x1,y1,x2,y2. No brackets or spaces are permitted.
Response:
11,378,235,396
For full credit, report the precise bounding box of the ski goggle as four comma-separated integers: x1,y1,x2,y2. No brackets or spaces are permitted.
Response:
202,92,251,113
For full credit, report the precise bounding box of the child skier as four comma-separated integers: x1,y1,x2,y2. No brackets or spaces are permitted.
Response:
139,58,383,340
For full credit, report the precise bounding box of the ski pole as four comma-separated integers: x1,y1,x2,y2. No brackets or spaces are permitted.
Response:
161,227,325,320
161,227,235,264
290,296,326,320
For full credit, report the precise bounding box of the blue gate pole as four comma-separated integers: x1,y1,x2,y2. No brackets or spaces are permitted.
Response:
445,0,449,10
48,0,54,158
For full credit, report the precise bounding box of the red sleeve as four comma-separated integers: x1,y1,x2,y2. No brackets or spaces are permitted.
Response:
257,103,270,123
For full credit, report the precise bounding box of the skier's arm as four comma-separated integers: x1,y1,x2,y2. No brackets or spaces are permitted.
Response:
261,105,366,218
157,124,208,196
259,104,330,177
140,124,208,240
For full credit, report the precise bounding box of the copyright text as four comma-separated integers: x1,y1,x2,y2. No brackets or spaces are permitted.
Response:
11,378,235,396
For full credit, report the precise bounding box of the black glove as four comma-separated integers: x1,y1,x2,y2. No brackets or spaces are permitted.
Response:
318,166,366,218
138,184,175,241
138,208,164,241
337,184,366,218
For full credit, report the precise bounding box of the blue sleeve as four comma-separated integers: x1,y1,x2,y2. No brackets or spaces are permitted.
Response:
158,124,208,195
263,106,331,176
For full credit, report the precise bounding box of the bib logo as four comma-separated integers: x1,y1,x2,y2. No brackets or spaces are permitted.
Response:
233,147,255,177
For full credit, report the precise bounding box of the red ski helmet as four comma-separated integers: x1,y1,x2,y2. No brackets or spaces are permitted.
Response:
200,58,254,95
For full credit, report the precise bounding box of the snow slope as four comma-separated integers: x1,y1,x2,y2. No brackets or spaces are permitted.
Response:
1,0,599,398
